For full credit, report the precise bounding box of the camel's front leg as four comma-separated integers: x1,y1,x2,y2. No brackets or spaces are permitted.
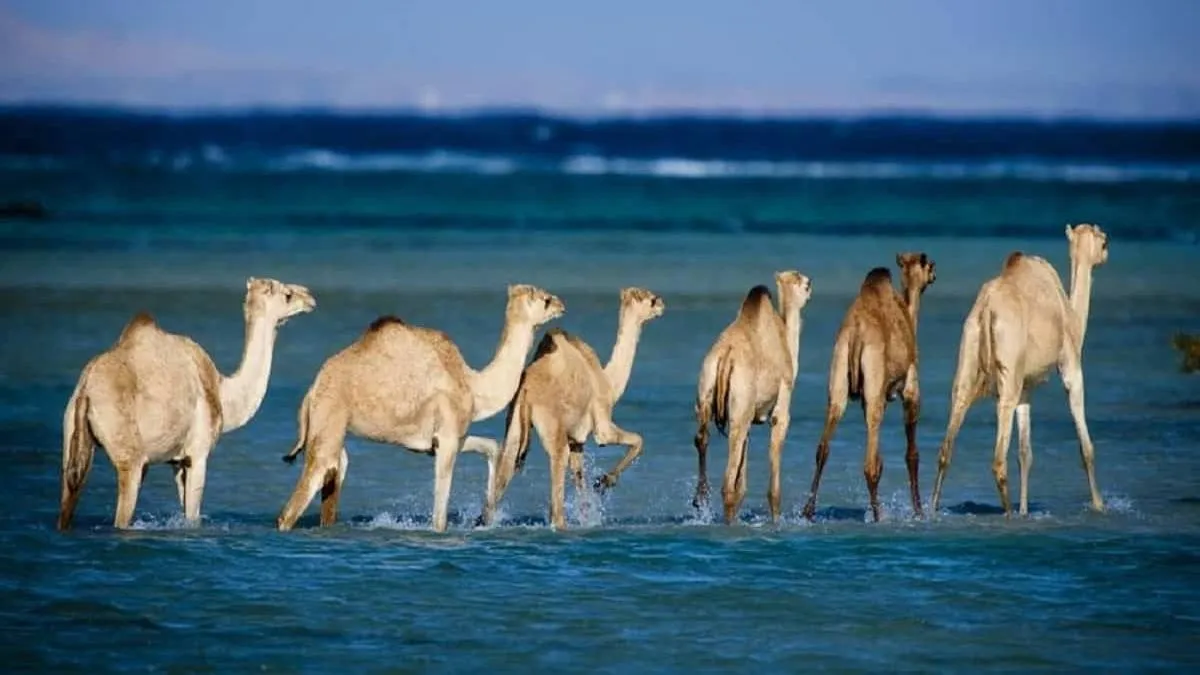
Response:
182,453,209,525
593,419,644,493
568,442,586,493
1060,352,1104,512
460,435,501,523
430,433,462,533
901,364,924,518
171,460,188,512
766,384,793,523
547,442,570,531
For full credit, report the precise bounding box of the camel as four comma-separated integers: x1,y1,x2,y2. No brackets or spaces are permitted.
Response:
276,284,565,533
57,277,317,530
481,287,665,530
930,224,1108,516
801,253,936,523
692,271,812,525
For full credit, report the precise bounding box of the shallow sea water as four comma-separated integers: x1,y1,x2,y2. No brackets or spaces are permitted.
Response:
1,221,1198,672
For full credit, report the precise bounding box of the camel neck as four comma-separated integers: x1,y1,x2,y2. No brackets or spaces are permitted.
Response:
604,310,644,401
903,287,923,336
469,318,536,422
1069,260,1094,345
780,298,804,383
219,313,277,432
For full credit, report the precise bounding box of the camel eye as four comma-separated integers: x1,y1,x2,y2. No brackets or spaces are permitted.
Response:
543,297,551,308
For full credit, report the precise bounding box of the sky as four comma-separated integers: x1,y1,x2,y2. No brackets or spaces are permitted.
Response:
1,0,1198,118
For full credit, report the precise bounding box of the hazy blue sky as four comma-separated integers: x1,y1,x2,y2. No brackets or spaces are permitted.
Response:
1,0,1197,117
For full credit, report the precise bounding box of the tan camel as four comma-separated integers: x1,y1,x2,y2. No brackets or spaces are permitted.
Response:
692,271,812,525
481,287,665,530
801,253,936,523
276,284,564,533
930,224,1108,516
57,277,316,530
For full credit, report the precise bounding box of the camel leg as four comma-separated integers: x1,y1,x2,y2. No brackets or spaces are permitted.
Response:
932,310,985,514
430,432,462,534
113,460,146,529
180,453,209,525
277,436,341,531
461,435,501,522
548,443,570,531
803,374,849,521
319,447,349,527
692,406,712,509
172,461,188,511
766,385,792,523
1061,354,1104,512
863,392,887,523
901,364,924,518
1015,396,1033,516
930,394,973,514
721,421,750,524
568,442,585,493
593,420,644,492
991,377,1021,517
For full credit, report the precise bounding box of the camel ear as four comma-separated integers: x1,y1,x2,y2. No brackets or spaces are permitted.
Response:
896,253,914,267
1065,223,1075,239
246,277,257,290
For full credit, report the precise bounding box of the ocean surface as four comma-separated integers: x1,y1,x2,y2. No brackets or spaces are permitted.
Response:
1,108,1199,672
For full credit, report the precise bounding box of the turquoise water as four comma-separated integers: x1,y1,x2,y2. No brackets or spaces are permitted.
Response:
2,113,1200,671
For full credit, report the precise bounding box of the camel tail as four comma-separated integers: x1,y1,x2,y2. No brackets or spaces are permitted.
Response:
281,390,313,464
713,349,735,437
57,384,95,531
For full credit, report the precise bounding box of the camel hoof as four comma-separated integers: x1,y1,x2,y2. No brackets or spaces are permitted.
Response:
593,474,616,492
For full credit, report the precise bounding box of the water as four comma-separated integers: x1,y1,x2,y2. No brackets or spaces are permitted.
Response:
2,109,1199,672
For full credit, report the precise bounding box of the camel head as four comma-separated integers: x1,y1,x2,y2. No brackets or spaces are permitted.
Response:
620,287,666,324
244,277,317,326
896,252,936,294
1066,223,1108,268
506,284,565,326
774,270,813,310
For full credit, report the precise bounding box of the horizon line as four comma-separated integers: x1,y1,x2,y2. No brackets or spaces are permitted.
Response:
3,100,1200,126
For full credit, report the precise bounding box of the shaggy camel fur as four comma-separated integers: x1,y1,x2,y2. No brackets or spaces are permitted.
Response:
692,271,812,524
481,287,665,530
930,224,1108,516
276,284,564,533
801,253,936,523
58,277,316,530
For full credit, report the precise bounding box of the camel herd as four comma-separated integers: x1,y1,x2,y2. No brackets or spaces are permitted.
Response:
56,223,1109,533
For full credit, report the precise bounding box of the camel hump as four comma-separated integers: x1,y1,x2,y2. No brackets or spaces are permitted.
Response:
117,312,157,343
1003,251,1025,270
533,328,567,359
862,267,892,291
365,315,405,335
738,285,774,320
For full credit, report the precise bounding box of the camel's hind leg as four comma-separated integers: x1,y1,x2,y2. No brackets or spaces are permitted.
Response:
1015,394,1033,516
319,448,349,527
930,391,975,514
932,305,987,514
766,383,793,523
568,442,586,493
58,391,95,531
692,405,712,509
991,375,1022,517
277,433,344,531
1060,352,1104,512
430,432,463,534
113,459,147,529
803,366,849,521
721,421,750,525
900,363,924,518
